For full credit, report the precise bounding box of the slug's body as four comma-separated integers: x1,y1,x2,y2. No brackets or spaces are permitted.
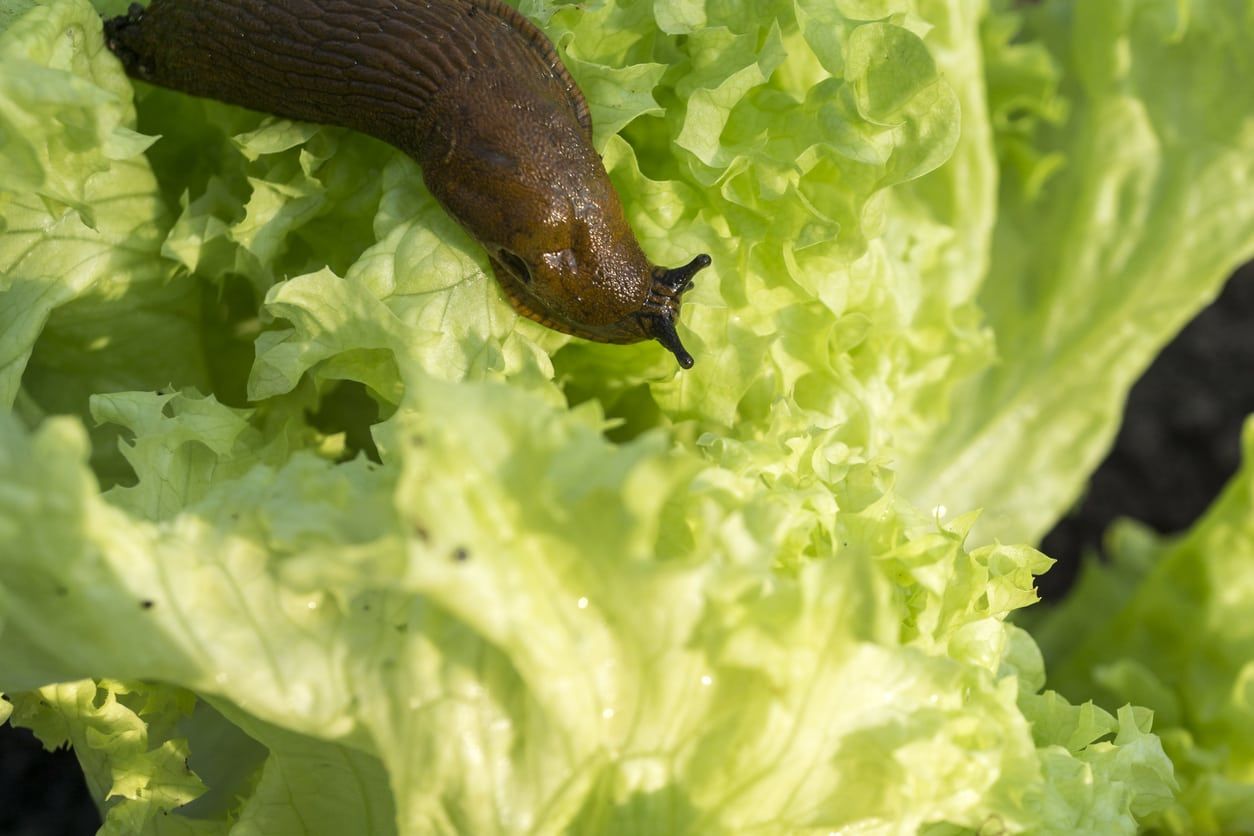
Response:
104,0,708,367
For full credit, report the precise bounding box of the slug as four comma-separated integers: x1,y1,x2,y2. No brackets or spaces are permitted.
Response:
102,0,710,368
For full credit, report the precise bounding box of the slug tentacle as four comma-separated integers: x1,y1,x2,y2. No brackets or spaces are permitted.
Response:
102,0,709,368
648,316,695,370
659,254,712,293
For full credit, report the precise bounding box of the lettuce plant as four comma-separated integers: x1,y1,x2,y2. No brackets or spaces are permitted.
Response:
1,0,1252,832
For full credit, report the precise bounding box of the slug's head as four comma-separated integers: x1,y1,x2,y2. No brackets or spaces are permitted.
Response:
490,213,711,369
417,95,710,368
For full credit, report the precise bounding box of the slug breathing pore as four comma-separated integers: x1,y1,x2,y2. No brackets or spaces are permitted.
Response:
102,0,710,368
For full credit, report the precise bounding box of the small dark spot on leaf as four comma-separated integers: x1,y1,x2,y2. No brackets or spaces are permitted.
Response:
394,623,408,632
54,585,68,597
140,599,155,610
452,547,470,562
362,603,372,612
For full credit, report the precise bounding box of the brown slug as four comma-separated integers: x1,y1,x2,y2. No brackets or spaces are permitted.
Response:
103,0,710,368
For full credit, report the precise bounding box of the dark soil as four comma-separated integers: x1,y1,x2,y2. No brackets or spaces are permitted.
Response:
0,724,98,835
1,263,1250,833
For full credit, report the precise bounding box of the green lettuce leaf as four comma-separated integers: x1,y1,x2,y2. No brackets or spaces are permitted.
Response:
0,385,1175,832
0,0,209,487
1030,417,1254,832
7,680,210,834
898,0,1254,546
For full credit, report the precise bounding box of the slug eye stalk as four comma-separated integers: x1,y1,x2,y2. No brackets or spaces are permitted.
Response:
658,254,712,293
